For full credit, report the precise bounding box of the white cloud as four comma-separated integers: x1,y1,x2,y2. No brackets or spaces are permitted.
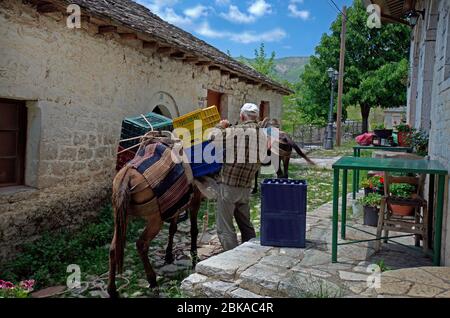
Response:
220,1,272,24
215,0,230,6
184,5,208,19
162,8,193,27
196,22,286,44
248,0,272,17
288,1,310,20
197,22,228,38
136,0,197,28
220,5,256,24
231,28,286,44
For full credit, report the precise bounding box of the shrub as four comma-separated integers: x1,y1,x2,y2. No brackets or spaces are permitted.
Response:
357,193,382,207
372,123,386,130
0,205,145,289
389,183,415,198
395,123,412,132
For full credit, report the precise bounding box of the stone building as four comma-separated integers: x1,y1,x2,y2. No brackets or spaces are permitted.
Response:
364,0,450,265
0,0,291,261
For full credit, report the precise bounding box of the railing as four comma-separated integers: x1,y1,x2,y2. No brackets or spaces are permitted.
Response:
290,121,362,148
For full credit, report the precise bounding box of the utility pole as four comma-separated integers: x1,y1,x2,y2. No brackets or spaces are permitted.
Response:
336,6,347,147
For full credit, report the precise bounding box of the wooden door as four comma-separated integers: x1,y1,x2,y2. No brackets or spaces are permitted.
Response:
260,101,270,121
0,99,27,187
207,90,222,115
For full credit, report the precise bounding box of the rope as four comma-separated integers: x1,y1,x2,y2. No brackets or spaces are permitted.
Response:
140,114,154,131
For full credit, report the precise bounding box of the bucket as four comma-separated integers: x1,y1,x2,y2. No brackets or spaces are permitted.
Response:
363,206,379,227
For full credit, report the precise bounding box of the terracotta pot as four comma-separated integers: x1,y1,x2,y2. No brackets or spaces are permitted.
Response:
397,131,412,147
390,204,414,216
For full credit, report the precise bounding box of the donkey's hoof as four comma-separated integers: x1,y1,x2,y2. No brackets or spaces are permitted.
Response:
148,285,160,297
164,254,174,264
108,289,120,299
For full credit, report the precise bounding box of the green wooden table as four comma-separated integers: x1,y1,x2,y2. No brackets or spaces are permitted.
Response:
332,156,448,265
352,146,413,199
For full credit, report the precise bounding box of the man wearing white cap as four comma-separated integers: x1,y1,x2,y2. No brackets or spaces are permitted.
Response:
214,103,265,251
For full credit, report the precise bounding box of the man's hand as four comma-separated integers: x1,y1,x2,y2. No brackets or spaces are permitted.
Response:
219,119,231,129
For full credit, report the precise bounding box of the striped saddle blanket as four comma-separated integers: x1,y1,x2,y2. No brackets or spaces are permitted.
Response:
129,141,193,221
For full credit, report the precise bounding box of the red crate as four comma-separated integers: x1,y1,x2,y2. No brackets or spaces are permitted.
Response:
116,146,136,171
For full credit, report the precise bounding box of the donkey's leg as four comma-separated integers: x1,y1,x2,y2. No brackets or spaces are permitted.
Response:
252,170,259,194
276,157,283,179
283,156,290,179
189,190,202,267
165,217,178,264
107,235,119,298
136,222,161,289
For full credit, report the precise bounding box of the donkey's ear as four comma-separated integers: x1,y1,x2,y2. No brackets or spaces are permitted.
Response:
260,117,270,128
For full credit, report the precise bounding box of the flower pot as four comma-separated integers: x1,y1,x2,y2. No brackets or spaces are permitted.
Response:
397,131,412,147
363,206,379,227
390,204,415,216
374,129,393,139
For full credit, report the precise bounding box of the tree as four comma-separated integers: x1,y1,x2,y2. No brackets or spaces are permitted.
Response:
238,43,277,79
297,0,410,132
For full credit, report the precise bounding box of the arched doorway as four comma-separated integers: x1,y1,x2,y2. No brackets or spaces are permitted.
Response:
149,91,179,118
153,105,172,118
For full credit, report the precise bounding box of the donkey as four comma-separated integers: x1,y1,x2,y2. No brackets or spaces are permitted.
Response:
107,136,203,298
253,119,315,193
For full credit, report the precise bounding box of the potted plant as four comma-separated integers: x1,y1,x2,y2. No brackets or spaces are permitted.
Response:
370,175,384,195
372,123,393,139
411,129,429,157
358,193,382,227
389,183,416,216
361,178,372,195
395,123,413,147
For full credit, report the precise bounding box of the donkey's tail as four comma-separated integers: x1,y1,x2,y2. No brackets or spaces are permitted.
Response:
291,141,316,166
112,165,132,274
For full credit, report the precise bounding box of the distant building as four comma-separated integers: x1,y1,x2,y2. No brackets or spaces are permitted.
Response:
384,107,407,129
0,0,291,261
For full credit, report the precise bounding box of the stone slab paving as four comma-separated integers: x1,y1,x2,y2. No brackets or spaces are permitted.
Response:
182,193,450,298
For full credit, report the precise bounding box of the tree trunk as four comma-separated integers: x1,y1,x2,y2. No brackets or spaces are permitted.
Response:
360,104,371,133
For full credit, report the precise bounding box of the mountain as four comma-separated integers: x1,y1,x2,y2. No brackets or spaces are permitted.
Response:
273,56,310,83
237,56,310,84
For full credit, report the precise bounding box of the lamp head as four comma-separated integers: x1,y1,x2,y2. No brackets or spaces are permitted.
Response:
405,9,425,27
327,67,336,79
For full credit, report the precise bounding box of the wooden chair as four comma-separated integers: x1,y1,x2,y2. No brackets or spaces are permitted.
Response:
375,172,429,253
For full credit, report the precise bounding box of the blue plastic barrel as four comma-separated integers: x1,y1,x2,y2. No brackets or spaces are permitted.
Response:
260,179,307,248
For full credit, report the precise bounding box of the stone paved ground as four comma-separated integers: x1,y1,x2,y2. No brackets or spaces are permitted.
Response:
181,193,450,298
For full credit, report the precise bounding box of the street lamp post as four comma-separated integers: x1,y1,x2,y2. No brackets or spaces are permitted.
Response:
325,67,339,150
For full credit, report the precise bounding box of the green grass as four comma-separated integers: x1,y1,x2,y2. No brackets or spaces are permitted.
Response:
308,141,356,158
0,206,147,291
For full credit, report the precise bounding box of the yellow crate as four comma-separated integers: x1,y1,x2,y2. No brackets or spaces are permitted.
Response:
172,109,202,129
201,106,221,128
173,106,221,146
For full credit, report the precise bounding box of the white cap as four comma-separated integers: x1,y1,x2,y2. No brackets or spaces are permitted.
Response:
240,103,259,115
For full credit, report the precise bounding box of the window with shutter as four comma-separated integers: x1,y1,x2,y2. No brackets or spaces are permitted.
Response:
0,99,27,187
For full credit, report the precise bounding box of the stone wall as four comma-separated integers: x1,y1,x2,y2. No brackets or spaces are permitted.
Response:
407,0,438,133
429,0,450,266
0,0,284,261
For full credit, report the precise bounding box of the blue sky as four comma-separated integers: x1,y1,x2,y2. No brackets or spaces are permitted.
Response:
135,0,353,58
